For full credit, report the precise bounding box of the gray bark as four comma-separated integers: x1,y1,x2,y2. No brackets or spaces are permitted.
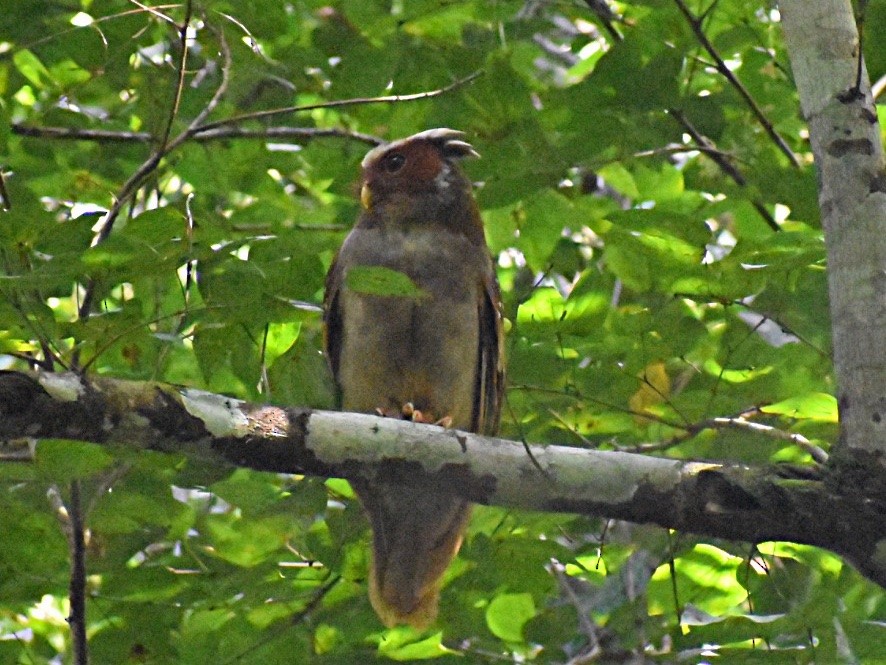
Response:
1,370,884,587
780,0,886,457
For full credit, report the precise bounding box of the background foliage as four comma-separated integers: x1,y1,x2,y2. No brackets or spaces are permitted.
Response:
1,0,884,662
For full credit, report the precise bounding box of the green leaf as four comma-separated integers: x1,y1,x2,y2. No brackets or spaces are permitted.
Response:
345,265,427,299
13,49,54,88
377,628,453,660
267,326,337,409
35,439,114,482
211,468,281,516
485,592,536,643
203,513,291,567
761,393,838,422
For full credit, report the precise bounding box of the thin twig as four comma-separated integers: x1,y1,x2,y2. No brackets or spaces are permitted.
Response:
669,108,780,231
852,0,868,98
191,70,483,134
85,463,134,517
192,125,382,145
504,393,554,480
583,0,625,42
221,574,340,665
707,414,829,463
672,0,800,168
552,559,603,644
2,251,66,369
539,373,827,463
633,142,749,162
182,22,231,133
622,408,829,463
0,4,183,61
76,1,203,332
81,304,226,372
666,532,682,622
76,3,196,327
548,408,596,447
10,123,383,146
67,481,89,665
156,1,193,151
11,125,155,142
129,0,179,26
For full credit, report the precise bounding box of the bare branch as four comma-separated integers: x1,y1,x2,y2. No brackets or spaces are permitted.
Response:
191,70,483,135
222,574,341,664
0,4,183,61
2,371,883,588
156,0,194,151
10,125,154,142
707,414,829,463
128,0,179,26
76,3,198,326
184,21,231,133
669,108,781,231
10,123,383,147
52,481,88,665
672,0,800,168
191,125,382,145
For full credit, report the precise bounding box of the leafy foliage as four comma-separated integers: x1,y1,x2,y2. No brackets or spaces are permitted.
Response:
0,0,883,662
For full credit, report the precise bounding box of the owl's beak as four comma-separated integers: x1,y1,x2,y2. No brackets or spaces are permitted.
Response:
360,183,372,210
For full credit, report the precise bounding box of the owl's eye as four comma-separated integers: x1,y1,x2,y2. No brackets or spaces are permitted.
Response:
383,152,406,173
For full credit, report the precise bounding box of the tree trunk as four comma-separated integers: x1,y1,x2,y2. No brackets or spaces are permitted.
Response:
780,0,886,460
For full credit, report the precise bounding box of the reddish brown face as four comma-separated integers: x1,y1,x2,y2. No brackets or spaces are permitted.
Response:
361,140,446,206
359,128,479,211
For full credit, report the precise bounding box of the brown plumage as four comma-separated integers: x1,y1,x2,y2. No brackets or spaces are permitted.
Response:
323,129,504,628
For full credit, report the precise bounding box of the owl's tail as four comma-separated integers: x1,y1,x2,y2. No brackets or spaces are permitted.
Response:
355,481,472,629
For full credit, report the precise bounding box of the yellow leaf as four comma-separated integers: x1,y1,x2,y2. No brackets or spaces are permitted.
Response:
629,361,670,424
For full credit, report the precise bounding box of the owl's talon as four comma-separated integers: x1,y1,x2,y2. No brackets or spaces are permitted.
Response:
435,415,453,428
401,402,431,423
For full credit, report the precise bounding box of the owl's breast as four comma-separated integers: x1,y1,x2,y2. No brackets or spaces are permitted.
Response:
335,227,485,425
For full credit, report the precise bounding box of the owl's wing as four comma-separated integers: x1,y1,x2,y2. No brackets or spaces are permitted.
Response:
322,253,344,402
473,265,505,436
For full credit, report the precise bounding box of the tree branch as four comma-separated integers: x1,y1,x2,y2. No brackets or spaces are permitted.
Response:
66,480,89,665
190,70,483,135
1,371,883,588
10,123,382,147
75,2,202,328
672,0,800,168
668,108,780,231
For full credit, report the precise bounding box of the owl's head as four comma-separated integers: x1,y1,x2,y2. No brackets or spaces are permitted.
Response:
358,128,480,215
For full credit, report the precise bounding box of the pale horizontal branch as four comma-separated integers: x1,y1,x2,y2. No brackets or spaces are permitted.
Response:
1,370,883,587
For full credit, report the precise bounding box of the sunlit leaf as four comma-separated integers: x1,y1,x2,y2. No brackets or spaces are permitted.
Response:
761,392,838,422
485,592,536,643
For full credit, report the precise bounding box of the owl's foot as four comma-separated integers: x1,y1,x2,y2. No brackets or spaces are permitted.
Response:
401,403,453,428
374,404,453,427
